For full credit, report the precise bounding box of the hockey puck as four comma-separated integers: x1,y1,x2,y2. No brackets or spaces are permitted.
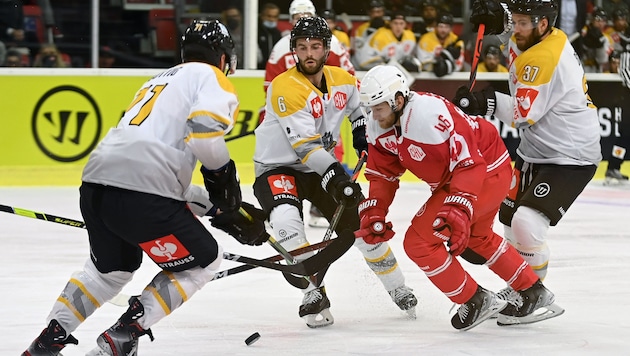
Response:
245,332,261,346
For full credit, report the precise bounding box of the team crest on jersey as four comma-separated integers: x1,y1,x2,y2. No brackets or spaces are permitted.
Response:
388,46,395,57
378,135,398,155
268,174,298,197
311,97,323,119
407,144,426,161
333,91,347,110
140,234,194,268
515,87,538,118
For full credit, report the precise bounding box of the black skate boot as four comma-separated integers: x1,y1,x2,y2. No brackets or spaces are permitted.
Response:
308,205,329,228
497,280,565,326
388,285,418,319
88,296,154,356
299,286,334,328
605,169,629,185
451,286,507,331
22,319,78,356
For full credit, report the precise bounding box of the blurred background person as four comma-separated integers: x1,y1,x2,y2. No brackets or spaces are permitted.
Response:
221,5,244,69
32,43,68,67
557,0,590,59
417,11,464,77
352,0,387,59
477,45,507,73
606,8,630,52
257,2,282,69
581,8,614,73
2,47,24,66
321,9,350,49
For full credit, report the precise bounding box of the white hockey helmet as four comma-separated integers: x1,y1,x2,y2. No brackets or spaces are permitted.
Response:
289,0,316,18
359,65,410,109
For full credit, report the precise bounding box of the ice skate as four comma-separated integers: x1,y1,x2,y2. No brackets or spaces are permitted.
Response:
22,319,78,356
308,205,329,228
389,285,418,319
451,286,507,331
497,280,565,326
86,296,154,356
604,169,629,185
489,286,518,319
299,287,334,328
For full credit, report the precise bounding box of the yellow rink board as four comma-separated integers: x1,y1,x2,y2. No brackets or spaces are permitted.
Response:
0,69,622,186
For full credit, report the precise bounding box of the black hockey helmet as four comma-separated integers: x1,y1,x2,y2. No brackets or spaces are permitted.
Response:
613,8,629,21
181,19,236,75
507,0,558,27
437,12,454,25
592,8,608,22
290,16,332,50
368,0,385,9
320,9,336,20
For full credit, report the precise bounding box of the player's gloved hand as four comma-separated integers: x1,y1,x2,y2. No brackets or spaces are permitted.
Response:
470,0,512,35
211,202,270,246
354,198,395,244
583,25,605,49
453,85,496,117
434,49,456,77
351,116,368,157
432,193,475,256
200,159,242,214
321,162,362,207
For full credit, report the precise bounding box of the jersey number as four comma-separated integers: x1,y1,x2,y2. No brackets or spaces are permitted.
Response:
521,65,539,83
126,84,168,125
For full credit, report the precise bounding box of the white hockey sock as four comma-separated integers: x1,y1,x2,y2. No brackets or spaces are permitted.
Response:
354,238,405,291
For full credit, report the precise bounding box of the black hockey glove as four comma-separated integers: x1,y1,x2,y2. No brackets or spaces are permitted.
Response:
200,159,242,214
583,25,605,49
453,85,496,117
434,50,455,77
321,162,362,207
211,202,270,246
470,0,511,35
351,116,368,157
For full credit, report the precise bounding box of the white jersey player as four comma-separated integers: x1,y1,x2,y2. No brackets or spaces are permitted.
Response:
253,17,417,328
454,0,601,316
23,20,269,356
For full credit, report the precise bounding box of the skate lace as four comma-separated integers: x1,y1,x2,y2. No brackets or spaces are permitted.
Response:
389,285,413,302
456,303,470,322
497,287,523,308
303,289,323,304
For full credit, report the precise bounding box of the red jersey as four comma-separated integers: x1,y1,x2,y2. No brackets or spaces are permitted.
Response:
263,34,355,93
364,91,511,207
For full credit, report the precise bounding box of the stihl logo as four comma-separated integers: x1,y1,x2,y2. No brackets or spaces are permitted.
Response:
515,87,539,118
333,91,347,110
268,174,297,196
139,234,190,263
311,97,323,119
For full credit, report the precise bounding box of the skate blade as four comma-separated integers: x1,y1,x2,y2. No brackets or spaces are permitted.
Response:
303,308,334,328
404,307,417,320
86,347,110,356
457,299,508,331
497,302,565,326
604,178,629,186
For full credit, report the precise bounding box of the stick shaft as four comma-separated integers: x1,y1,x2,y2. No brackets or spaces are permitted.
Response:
468,23,485,90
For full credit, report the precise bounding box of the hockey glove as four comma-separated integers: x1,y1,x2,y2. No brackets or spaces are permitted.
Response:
200,159,242,214
351,116,368,157
432,193,475,256
321,162,362,207
470,0,512,35
453,85,496,117
211,202,270,246
354,198,395,244
434,49,456,77
583,25,605,49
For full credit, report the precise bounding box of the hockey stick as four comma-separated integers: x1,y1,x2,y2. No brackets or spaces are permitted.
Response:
0,203,352,276
468,23,485,91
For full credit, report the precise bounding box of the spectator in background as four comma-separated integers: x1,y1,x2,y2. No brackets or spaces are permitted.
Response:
354,11,419,71
321,9,350,49
581,8,614,73
557,0,590,59
2,47,23,66
352,0,387,57
606,8,630,52
0,0,25,47
417,11,464,77
412,0,444,40
257,2,282,69
221,5,243,69
602,0,630,17
477,45,507,72
99,46,116,68
32,43,68,67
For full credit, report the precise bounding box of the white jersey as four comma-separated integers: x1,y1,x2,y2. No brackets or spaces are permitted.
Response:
82,62,239,201
254,65,363,177
494,28,601,166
